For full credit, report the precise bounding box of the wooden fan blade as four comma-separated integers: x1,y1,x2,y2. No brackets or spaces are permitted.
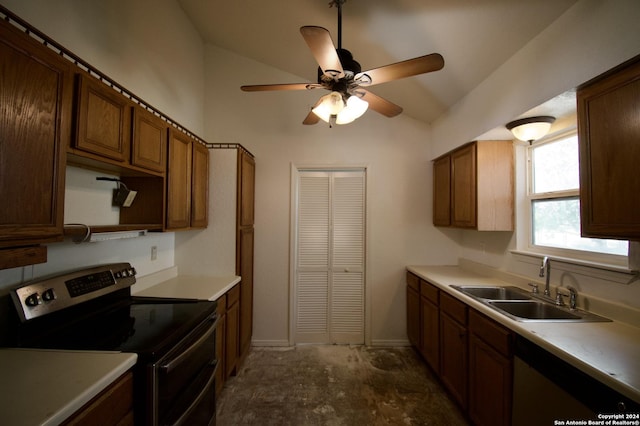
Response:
300,26,345,79
241,83,322,92
303,99,323,125
356,53,444,86
360,89,403,117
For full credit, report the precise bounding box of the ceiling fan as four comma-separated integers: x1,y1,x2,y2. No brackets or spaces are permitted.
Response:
240,0,445,127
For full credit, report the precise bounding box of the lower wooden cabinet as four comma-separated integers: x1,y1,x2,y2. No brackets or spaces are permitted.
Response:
420,279,440,373
225,284,240,379
468,310,513,426
439,292,468,410
62,371,134,425
406,272,514,425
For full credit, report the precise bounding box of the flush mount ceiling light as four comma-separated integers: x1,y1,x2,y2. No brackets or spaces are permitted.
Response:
506,116,556,144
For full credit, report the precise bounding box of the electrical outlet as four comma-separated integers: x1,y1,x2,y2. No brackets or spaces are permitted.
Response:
151,246,157,261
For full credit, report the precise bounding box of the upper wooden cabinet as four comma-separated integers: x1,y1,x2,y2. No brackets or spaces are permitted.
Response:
577,54,640,240
73,72,131,162
166,129,209,230
132,106,167,173
433,140,514,231
191,142,209,228
0,17,72,257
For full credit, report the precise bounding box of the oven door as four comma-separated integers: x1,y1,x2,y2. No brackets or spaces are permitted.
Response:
149,314,218,426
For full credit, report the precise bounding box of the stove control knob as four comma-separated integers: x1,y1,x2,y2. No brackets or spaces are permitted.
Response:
42,288,56,302
25,293,41,307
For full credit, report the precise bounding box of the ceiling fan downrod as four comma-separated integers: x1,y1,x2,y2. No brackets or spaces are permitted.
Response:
328,0,346,50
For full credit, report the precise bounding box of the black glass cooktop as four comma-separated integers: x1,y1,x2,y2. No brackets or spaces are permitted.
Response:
11,296,217,361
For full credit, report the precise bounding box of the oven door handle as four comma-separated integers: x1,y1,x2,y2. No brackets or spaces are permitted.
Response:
160,316,217,374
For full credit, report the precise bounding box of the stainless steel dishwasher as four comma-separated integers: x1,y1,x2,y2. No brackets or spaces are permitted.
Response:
512,336,639,425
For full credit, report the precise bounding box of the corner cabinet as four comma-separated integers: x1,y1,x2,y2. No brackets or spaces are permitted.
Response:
577,54,640,240
0,16,72,266
433,141,514,231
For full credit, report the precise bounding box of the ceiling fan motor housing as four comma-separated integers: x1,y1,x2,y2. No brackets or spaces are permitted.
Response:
317,48,361,84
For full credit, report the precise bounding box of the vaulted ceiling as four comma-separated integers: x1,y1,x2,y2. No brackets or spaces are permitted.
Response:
178,0,579,125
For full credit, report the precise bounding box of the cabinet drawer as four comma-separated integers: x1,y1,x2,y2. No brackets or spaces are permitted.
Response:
420,279,439,304
406,271,419,292
227,284,240,306
440,292,467,325
469,309,512,357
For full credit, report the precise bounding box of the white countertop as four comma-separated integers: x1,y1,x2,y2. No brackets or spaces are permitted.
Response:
0,349,137,426
407,265,640,404
133,274,240,301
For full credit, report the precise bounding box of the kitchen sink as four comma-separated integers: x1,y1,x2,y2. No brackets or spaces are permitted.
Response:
452,285,532,300
488,300,581,320
451,285,611,322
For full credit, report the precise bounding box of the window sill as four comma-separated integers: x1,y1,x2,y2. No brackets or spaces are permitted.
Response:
510,250,636,285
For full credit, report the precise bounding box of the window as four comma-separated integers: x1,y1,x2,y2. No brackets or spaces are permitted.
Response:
527,131,628,260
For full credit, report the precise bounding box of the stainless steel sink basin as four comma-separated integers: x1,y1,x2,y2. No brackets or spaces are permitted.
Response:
488,300,581,320
451,285,611,322
452,285,531,300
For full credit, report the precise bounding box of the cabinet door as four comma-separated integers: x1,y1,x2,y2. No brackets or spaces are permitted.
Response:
0,19,71,248
131,106,167,173
469,335,512,426
440,313,468,409
215,295,227,398
191,142,209,228
451,143,477,228
225,286,240,379
74,73,130,162
406,277,420,348
433,155,451,226
238,150,255,227
166,130,192,229
578,56,640,239
420,296,440,373
238,226,254,360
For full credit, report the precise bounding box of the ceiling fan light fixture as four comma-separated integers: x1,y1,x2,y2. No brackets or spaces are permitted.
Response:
312,91,345,122
335,95,369,124
506,116,556,144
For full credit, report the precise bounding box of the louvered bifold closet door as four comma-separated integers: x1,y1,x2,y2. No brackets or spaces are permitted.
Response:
294,170,365,345
295,172,331,343
331,172,365,344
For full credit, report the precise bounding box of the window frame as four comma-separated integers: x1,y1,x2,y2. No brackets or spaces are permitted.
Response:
524,129,628,267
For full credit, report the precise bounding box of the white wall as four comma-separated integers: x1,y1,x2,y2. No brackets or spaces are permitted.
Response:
0,0,205,288
432,0,640,311
201,45,460,345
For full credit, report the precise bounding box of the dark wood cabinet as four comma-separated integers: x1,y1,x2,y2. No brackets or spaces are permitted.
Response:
191,142,209,228
74,72,131,162
406,272,421,348
420,280,440,373
439,292,468,410
131,106,167,173
577,54,640,240
0,16,72,265
468,310,513,426
63,371,134,425
237,150,255,363
225,284,240,379
432,155,451,227
166,129,192,230
433,141,513,231
215,293,227,398
166,129,209,231
406,272,514,423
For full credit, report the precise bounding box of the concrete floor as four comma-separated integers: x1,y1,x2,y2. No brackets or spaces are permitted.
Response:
216,345,469,425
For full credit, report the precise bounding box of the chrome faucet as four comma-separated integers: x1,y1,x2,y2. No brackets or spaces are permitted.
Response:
539,256,551,296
